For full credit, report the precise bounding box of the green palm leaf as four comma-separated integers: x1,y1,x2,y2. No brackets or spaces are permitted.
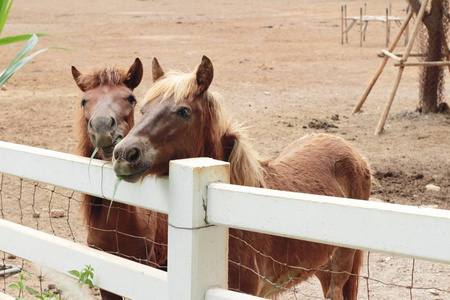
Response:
0,33,47,46
0,0,13,35
0,34,45,86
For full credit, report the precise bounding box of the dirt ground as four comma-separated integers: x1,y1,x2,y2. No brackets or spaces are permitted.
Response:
0,0,449,299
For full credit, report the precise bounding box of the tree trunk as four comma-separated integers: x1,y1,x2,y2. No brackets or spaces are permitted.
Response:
407,0,446,113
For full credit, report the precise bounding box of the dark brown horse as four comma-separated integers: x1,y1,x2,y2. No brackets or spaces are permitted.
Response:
112,56,371,299
72,59,167,300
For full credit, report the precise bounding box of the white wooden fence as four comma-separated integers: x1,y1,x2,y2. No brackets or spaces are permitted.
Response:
0,141,449,299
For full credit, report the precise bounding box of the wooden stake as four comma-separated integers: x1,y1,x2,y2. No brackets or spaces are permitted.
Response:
363,21,368,42
386,8,390,47
443,41,450,73
405,6,410,46
360,7,363,47
374,0,429,135
345,5,348,43
352,8,414,115
341,6,344,45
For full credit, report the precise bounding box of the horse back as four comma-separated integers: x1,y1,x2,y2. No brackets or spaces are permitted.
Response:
265,133,371,201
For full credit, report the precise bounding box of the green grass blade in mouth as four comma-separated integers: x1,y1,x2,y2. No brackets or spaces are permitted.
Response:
88,146,100,182
106,175,123,224
113,137,122,147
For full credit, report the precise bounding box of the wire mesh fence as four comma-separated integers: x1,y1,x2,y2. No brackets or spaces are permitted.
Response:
0,172,449,299
227,233,450,299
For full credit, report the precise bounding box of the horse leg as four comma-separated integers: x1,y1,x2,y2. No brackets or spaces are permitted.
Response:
99,289,123,300
328,247,361,300
315,261,332,299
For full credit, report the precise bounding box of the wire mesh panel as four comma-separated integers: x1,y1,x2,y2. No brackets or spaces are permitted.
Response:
0,173,168,299
0,174,94,299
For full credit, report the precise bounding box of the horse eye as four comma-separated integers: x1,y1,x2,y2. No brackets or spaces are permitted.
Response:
177,107,191,119
127,95,136,105
81,99,87,107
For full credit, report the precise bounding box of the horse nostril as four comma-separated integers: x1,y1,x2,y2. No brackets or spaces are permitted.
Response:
113,148,121,160
88,119,94,132
126,147,141,163
110,117,116,130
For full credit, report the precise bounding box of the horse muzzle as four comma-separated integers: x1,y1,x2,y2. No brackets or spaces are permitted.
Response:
88,115,118,148
112,137,153,182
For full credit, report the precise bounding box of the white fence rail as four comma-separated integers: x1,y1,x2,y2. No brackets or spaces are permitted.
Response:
0,141,450,300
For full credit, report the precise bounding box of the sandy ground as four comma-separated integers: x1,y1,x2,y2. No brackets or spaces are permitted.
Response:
0,0,449,299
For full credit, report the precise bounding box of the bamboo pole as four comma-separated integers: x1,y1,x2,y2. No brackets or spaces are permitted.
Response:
377,51,426,57
352,7,414,115
395,61,450,67
374,0,429,135
374,68,404,135
381,49,401,61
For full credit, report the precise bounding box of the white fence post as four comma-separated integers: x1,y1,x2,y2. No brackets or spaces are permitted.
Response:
168,158,230,300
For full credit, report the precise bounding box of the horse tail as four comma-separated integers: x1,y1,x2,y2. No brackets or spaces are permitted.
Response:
343,249,363,300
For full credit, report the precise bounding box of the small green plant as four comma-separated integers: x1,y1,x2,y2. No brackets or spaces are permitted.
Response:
7,265,95,300
68,264,94,288
7,271,28,300
7,271,60,300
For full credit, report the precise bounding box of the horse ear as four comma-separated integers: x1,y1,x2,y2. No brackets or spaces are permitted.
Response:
196,55,214,95
124,58,144,90
152,58,165,82
71,66,86,92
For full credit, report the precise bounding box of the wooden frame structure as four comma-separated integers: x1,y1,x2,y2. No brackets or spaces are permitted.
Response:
341,4,408,47
352,0,450,135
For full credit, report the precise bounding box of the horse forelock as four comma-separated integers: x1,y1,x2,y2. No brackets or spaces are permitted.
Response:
143,70,199,106
77,66,129,91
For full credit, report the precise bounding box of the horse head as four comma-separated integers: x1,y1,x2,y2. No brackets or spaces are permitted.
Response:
72,58,143,160
113,56,217,181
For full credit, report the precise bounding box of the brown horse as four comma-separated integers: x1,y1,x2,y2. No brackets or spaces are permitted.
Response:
112,56,371,299
72,59,168,300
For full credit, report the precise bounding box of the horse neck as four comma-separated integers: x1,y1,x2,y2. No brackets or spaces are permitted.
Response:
202,98,266,188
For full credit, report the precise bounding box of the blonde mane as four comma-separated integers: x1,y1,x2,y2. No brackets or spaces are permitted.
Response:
143,68,267,188
75,66,129,90
222,120,267,188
